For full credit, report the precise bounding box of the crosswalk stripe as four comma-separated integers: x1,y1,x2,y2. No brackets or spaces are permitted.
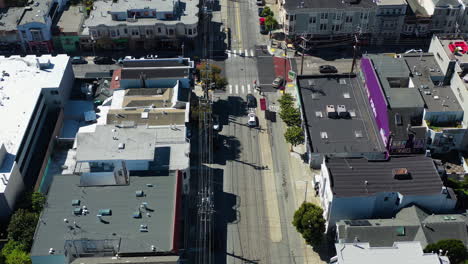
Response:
250,49,255,57
247,84,251,93
235,84,239,94
227,51,231,58
245,49,249,57
229,84,232,94
241,85,245,93
239,49,242,56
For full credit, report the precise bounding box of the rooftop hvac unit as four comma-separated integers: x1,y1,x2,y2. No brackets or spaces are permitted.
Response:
337,105,350,119
392,168,412,180
326,105,338,119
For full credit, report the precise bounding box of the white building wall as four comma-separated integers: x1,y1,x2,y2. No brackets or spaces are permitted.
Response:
450,74,468,127
1,163,25,220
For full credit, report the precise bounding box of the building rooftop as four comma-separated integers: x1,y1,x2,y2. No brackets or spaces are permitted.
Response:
326,155,447,197
30,172,181,257
70,256,179,264
121,68,190,80
332,242,450,264
403,54,462,113
107,108,187,126
57,5,83,34
298,75,386,155
83,0,198,28
122,58,193,68
337,205,468,248
19,0,52,25
76,125,157,162
283,0,375,11
0,7,24,31
439,39,468,65
368,55,425,109
0,55,70,189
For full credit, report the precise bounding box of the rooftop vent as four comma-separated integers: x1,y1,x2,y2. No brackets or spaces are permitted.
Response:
140,224,148,232
343,93,350,99
141,112,149,119
315,111,323,118
393,168,412,180
118,143,125,149
320,132,328,139
73,208,83,215
339,79,347,84
72,199,80,206
326,105,338,119
98,209,112,216
136,190,144,197
133,211,142,218
355,130,363,138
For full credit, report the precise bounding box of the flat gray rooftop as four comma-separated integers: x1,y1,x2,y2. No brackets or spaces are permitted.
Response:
298,76,385,154
57,5,83,33
327,155,445,197
369,55,425,109
31,173,179,257
0,8,24,31
76,125,156,161
403,54,462,113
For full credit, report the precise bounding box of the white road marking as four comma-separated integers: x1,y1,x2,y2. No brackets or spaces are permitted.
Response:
241,85,245,94
239,49,243,56
250,49,255,57
245,49,249,57
235,84,239,94
247,84,251,93
229,84,232,94
227,51,231,58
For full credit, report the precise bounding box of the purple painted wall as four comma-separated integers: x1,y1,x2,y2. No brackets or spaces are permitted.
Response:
360,58,390,148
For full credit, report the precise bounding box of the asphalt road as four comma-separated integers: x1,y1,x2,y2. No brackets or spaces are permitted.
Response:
209,0,313,261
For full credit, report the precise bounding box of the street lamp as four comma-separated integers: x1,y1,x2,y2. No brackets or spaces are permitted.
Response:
298,180,309,202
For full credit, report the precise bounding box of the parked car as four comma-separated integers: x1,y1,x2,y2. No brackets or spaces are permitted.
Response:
71,56,87,64
319,65,338,73
93,56,115,65
272,76,284,89
256,0,264,5
248,113,258,127
246,93,257,108
260,24,268,35
258,7,264,16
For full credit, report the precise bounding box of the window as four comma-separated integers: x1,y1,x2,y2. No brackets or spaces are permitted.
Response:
188,28,193,35
448,21,452,27
144,11,149,16
30,30,43,41
132,29,139,36
124,28,128,34
335,24,340,31
193,28,197,34
336,13,341,20
110,30,116,37
286,14,289,20
451,9,456,16
21,30,27,39
158,27,162,33
146,29,153,35
444,20,447,26
446,9,450,15
169,29,174,35
152,11,156,16
320,13,328,19
309,17,316,23
346,16,352,23
50,90,59,95
320,24,327,30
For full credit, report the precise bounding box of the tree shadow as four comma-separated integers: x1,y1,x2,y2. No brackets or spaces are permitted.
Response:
213,135,241,165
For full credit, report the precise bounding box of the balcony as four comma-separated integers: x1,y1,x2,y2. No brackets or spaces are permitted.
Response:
425,120,463,132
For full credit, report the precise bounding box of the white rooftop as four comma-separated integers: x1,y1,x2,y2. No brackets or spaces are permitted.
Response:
333,242,450,264
0,55,70,192
0,55,69,156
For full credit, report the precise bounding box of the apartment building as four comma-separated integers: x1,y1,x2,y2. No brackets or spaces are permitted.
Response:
81,0,199,51
0,55,74,220
0,0,68,54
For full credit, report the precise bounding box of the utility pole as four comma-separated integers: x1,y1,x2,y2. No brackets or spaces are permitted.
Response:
299,33,310,75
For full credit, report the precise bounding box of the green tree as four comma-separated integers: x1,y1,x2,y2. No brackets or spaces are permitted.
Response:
196,63,228,89
278,93,295,109
31,192,46,213
260,6,273,17
5,249,30,264
7,209,38,250
424,239,467,264
279,106,301,127
1,241,28,264
284,126,304,151
292,202,326,247
265,15,278,31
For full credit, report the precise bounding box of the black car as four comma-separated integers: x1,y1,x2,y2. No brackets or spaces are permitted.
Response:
246,94,257,108
319,65,338,73
93,56,115,65
260,24,268,35
71,56,87,64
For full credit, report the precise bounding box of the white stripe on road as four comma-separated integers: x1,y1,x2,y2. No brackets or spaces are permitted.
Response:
247,84,251,93
229,84,232,94
239,49,242,56
245,49,249,57
250,49,255,57
235,84,239,94
227,51,231,58
241,85,245,94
